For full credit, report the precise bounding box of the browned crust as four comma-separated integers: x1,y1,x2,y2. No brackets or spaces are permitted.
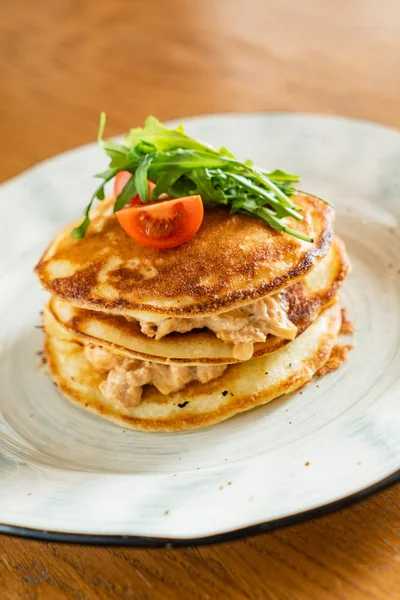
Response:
340,307,355,334
316,343,354,377
44,305,341,432
48,236,349,365
35,194,334,317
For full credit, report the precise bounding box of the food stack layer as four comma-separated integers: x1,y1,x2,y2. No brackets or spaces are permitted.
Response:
36,190,349,431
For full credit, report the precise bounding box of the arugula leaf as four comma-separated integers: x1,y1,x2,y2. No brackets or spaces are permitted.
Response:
99,141,129,169
72,113,327,242
187,169,227,204
97,112,107,143
94,167,120,180
168,175,196,198
70,215,91,239
113,176,138,212
135,154,154,202
152,168,187,199
266,168,301,183
226,172,302,220
149,149,229,172
96,113,130,168
219,146,236,159
255,207,314,243
124,116,211,153
71,168,119,237
298,190,334,208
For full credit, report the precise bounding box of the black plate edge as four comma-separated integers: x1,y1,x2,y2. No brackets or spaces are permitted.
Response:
0,469,398,548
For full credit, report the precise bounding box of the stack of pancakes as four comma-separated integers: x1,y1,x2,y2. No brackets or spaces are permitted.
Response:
35,193,350,431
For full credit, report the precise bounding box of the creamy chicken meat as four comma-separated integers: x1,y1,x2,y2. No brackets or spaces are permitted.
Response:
139,295,297,360
84,345,227,408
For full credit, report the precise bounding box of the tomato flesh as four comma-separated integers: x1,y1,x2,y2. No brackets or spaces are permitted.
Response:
116,195,204,249
114,171,155,206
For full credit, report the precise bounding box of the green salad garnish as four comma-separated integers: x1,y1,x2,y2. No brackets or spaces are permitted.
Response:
71,113,319,242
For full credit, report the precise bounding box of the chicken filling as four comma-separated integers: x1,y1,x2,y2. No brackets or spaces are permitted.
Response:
85,345,227,408
139,295,297,361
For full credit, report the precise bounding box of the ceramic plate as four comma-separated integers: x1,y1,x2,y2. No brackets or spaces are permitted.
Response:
0,114,399,546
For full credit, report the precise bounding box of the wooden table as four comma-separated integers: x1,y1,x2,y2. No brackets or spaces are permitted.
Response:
0,1,399,598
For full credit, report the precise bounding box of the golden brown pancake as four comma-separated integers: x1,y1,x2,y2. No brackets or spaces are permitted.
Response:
44,303,342,432
48,236,349,364
35,193,333,318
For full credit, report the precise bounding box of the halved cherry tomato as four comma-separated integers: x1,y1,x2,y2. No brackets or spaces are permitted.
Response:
116,195,204,249
114,171,155,207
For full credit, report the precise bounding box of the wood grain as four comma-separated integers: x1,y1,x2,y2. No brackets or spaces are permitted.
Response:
0,0,399,598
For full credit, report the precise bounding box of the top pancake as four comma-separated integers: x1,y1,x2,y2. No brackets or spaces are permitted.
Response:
35,193,333,318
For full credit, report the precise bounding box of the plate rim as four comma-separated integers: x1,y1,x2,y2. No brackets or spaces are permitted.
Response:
0,469,398,547
1,111,399,546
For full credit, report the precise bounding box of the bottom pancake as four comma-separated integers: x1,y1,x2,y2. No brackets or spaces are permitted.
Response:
44,303,341,432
